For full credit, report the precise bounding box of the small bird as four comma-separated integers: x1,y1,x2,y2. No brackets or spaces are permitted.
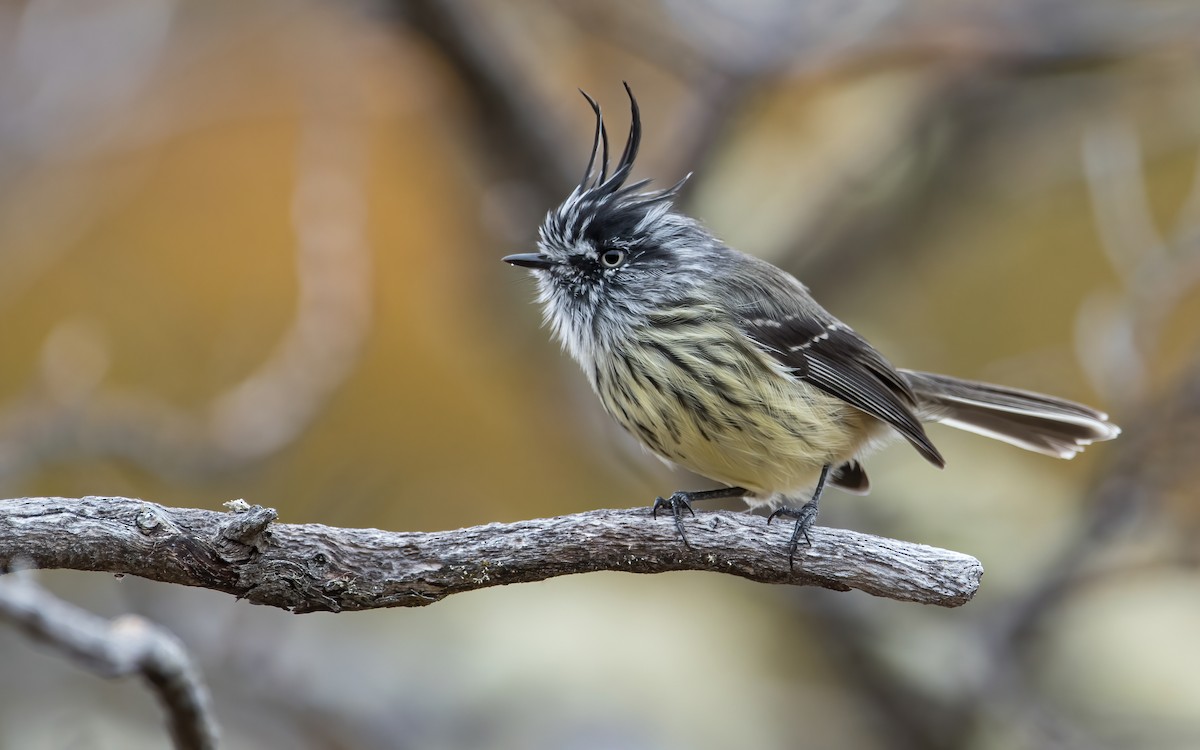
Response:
504,84,1120,563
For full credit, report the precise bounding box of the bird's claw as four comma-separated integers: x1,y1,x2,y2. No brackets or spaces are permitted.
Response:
767,500,820,570
651,491,697,548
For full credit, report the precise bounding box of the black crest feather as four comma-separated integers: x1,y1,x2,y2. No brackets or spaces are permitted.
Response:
545,84,690,249
576,82,644,197
577,89,610,192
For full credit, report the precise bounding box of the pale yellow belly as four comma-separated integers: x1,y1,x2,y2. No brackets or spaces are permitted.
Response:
592,328,882,504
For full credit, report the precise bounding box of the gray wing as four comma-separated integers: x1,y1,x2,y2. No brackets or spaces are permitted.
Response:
737,303,945,469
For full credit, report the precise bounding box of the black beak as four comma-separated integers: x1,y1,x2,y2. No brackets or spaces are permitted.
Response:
503,253,558,270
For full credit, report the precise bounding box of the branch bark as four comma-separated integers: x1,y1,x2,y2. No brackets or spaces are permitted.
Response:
0,497,982,611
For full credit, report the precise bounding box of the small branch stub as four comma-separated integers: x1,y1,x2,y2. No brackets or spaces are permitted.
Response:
0,496,983,612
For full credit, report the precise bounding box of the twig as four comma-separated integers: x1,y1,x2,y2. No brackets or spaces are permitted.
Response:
0,570,218,750
0,497,982,611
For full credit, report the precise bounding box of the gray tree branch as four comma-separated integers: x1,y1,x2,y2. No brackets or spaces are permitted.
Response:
0,496,982,611
0,569,218,750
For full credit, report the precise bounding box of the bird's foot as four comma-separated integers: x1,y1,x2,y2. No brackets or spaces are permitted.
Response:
651,491,697,548
767,499,820,570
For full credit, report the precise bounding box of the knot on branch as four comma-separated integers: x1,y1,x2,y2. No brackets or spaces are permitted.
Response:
215,501,277,564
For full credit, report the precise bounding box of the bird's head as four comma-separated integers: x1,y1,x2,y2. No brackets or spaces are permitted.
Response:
504,84,714,361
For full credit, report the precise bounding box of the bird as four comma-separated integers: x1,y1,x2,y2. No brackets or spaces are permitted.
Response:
503,84,1120,564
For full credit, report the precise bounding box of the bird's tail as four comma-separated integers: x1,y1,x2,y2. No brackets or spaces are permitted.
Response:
901,370,1121,459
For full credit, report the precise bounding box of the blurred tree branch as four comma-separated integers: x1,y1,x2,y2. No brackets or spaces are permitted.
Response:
0,570,218,750
0,17,372,491
0,497,981,610
404,0,581,200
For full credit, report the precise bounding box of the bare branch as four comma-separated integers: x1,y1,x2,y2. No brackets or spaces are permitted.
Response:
0,570,218,750
0,497,981,610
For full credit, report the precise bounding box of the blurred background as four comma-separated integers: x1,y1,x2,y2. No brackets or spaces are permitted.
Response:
1,0,1199,748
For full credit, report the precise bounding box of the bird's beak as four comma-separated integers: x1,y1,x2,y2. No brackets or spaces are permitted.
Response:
503,253,558,270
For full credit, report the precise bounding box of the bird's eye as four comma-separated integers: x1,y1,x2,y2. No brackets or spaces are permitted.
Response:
599,248,627,268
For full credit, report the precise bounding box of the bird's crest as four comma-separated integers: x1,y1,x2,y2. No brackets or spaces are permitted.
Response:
541,83,690,250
